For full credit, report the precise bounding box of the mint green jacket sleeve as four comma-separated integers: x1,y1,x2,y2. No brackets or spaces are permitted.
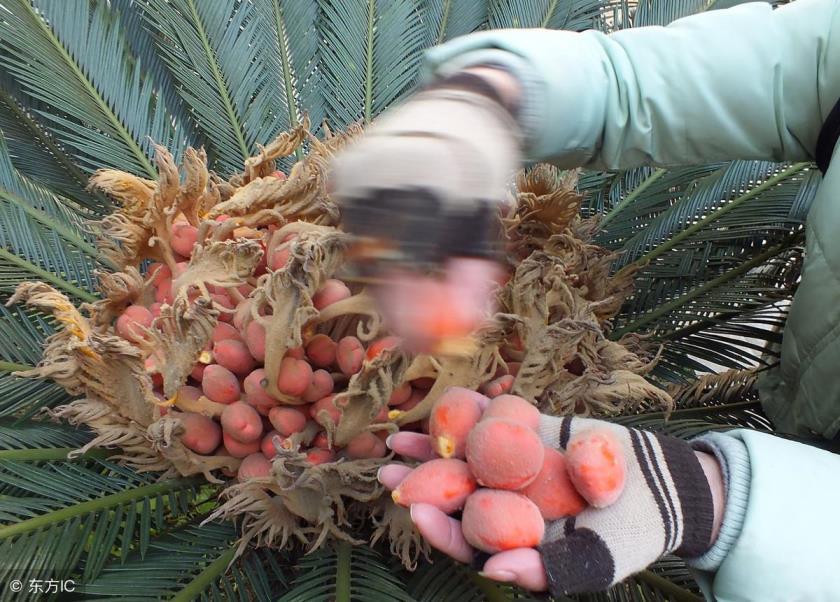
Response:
698,431,840,601
423,0,840,169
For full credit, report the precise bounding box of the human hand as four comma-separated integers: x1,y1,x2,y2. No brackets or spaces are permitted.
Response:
329,69,522,352
379,392,725,596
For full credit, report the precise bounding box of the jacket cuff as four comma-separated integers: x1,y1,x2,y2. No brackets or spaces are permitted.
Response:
685,431,751,572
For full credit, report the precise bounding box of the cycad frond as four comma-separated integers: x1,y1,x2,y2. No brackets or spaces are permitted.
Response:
423,0,488,45
318,0,427,127
0,417,92,451
78,521,287,601
278,541,414,602
632,0,712,26
407,551,544,601
0,455,204,594
0,285,75,418
0,77,102,211
0,135,101,300
110,0,198,143
489,0,620,31
256,0,324,158
140,0,280,175
0,0,187,177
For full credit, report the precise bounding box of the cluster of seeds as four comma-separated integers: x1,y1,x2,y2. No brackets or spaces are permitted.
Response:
392,388,625,553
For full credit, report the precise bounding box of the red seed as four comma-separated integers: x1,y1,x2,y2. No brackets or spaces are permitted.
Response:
155,278,174,304
566,429,627,508
336,336,364,376
312,431,331,450
392,459,477,514
482,394,540,432
243,368,278,407
213,339,256,376
267,406,308,436
466,418,544,490
244,320,266,362
346,431,387,459
365,336,402,362
178,412,222,455
286,346,306,360
310,395,341,428
267,245,291,271
387,383,412,406
521,447,587,520
260,430,282,459
276,357,313,397
171,222,199,257
220,401,263,443
302,369,334,403
202,364,241,404
211,293,235,323
462,490,545,553
306,334,337,368
313,279,351,310
429,387,486,459
480,374,515,398
190,363,206,382
115,305,153,342
306,448,334,465
147,263,170,286
212,322,242,344
237,453,272,480
222,431,261,458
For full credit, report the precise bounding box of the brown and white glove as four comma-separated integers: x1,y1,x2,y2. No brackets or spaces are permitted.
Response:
536,415,718,595
330,73,522,267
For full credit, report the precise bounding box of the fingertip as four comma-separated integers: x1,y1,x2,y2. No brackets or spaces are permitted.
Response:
377,464,412,490
479,570,516,583
410,503,474,564
483,548,548,592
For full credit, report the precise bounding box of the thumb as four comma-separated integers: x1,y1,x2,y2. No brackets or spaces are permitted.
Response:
480,548,547,591
539,520,616,596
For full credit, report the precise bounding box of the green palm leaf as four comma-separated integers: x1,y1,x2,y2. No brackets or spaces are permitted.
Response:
423,0,488,45
0,417,92,452
489,0,619,31
318,0,427,127
0,286,75,419
78,521,287,601
0,0,187,178
140,0,281,175
278,541,415,602
407,551,546,601
257,0,325,160
0,76,103,212
633,0,712,26
0,454,204,600
0,135,102,301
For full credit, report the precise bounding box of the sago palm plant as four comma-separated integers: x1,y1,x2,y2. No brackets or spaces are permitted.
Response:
0,0,815,600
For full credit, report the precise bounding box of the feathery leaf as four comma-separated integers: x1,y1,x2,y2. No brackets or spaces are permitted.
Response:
319,0,426,126
0,0,187,177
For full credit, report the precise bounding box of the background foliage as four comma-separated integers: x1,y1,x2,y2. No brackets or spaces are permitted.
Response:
0,0,811,599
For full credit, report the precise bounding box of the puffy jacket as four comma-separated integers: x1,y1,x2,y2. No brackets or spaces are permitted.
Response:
423,1,840,599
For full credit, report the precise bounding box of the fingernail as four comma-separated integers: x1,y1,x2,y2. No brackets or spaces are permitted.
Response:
479,570,517,583
376,466,384,482
409,504,417,522
385,434,395,450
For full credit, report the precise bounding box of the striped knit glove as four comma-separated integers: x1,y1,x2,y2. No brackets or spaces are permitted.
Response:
536,415,717,596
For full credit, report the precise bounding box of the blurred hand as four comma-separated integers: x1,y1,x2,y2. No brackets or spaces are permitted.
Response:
380,411,725,596
330,68,522,352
